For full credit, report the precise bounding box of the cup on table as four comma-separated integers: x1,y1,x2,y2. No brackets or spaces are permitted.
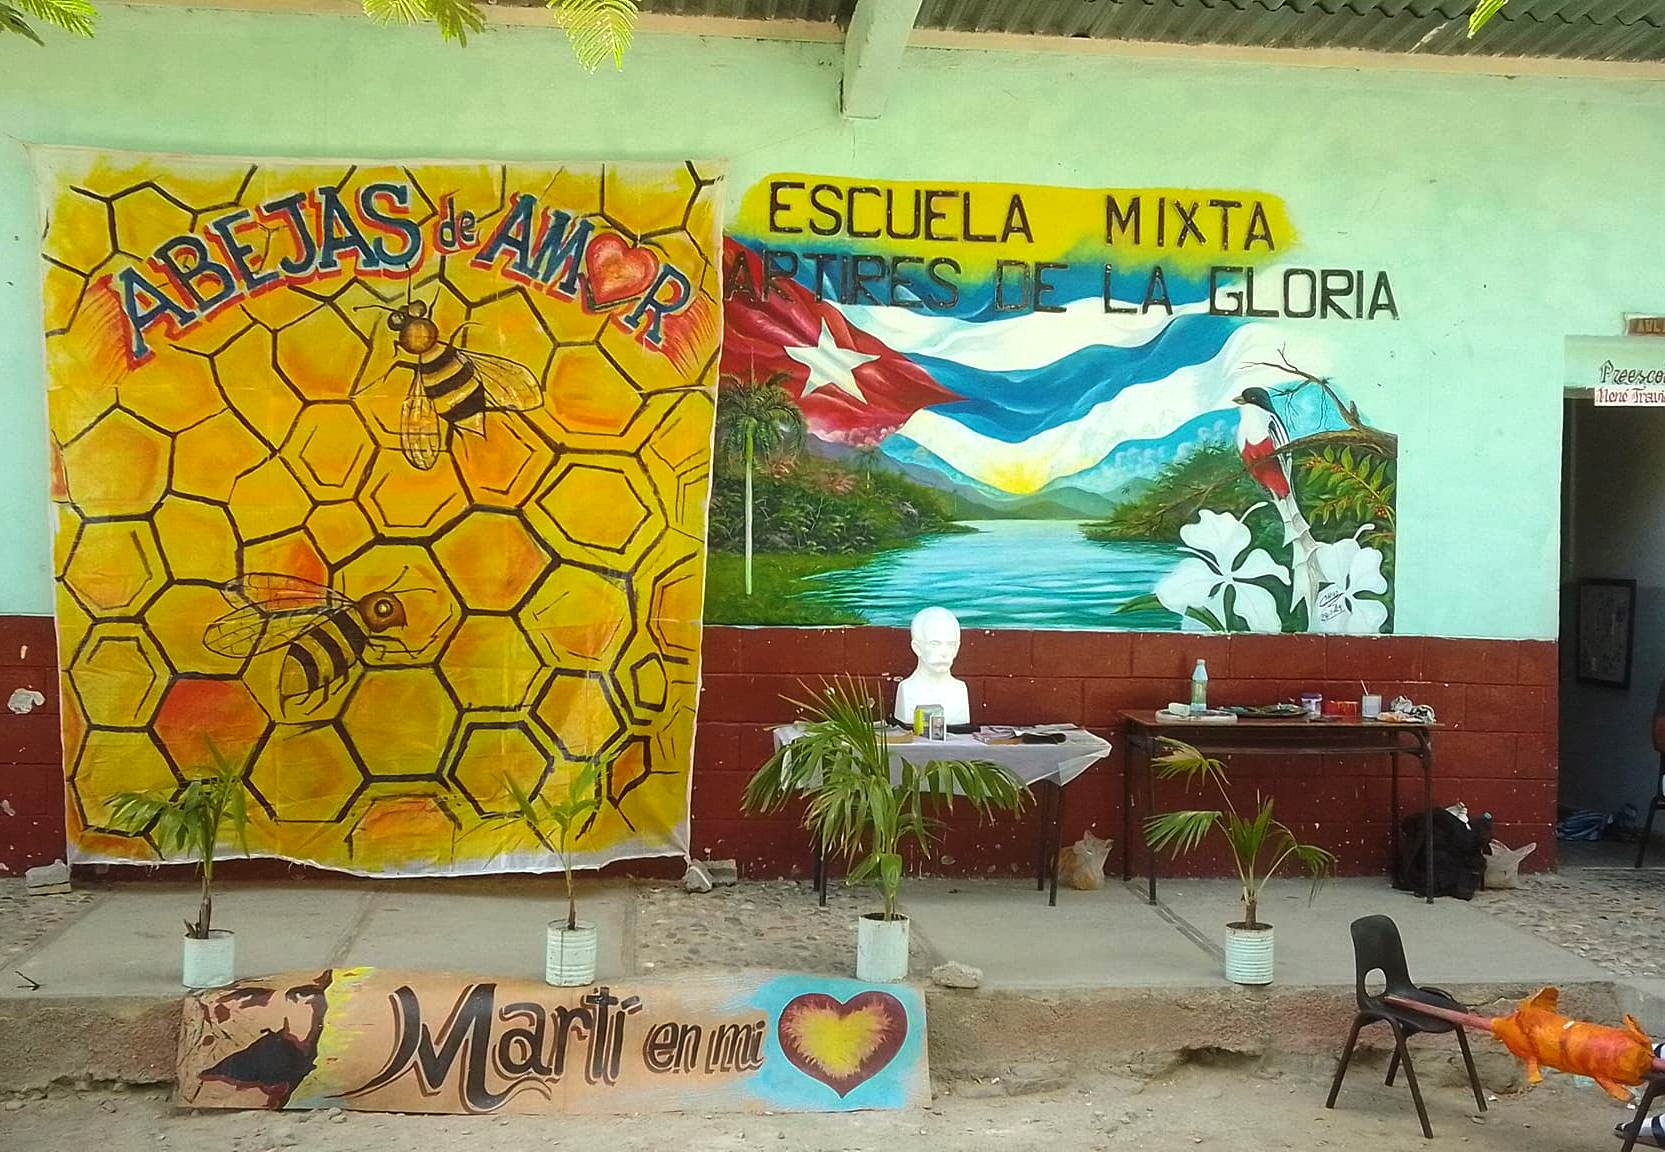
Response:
1335,700,1360,719
1361,694,1383,720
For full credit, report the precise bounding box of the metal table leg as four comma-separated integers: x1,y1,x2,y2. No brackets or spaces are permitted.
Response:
1048,778,1066,907
1121,734,1137,883
1421,731,1435,905
1145,738,1158,905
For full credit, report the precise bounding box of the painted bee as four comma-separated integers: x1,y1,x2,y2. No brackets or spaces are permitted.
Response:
355,299,542,470
203,573,420,708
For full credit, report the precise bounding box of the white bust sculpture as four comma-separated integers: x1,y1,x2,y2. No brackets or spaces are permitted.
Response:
894,606,970,727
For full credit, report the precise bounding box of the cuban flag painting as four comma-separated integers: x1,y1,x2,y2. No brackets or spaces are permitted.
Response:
711,205,1397,634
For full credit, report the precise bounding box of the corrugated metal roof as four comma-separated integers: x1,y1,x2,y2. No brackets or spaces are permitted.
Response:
909,0,1665,61
623,0,1665,62
635,0,843,21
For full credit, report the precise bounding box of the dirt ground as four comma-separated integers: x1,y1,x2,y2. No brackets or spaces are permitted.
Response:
1,1061,1642,1152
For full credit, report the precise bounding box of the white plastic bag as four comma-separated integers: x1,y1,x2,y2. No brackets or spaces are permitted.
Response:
1484,840,1536,889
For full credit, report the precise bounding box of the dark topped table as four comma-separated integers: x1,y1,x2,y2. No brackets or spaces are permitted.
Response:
1121,711,1440,905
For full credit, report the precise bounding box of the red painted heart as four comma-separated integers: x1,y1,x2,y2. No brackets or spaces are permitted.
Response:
584,232,659,307
776,991,908,1097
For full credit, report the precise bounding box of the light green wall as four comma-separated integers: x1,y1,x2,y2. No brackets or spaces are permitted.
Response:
4,4,1663,638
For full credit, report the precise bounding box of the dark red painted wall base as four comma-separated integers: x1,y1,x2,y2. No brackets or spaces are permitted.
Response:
692,629,1559,880
0,615,1558,881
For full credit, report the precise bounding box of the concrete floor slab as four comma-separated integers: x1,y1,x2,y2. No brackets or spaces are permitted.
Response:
903,878,1222,989
5,885,369,999
344,883,632,981
1152,877,1609,988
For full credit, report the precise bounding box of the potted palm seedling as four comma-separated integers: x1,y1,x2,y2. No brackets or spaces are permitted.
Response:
1144,737,1334,985
744,676,1027,983
489,760,603,986
107,748,249,989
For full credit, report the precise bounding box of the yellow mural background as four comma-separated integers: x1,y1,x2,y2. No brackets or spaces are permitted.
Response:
37,150,721,875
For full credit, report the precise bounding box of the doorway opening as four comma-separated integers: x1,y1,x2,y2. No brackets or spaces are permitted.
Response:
1557,394,1665,866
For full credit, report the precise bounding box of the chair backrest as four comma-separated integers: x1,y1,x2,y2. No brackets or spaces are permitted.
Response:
1350,914,1416,1010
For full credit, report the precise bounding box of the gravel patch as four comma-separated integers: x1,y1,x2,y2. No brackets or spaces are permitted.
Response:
1473,868,1665,979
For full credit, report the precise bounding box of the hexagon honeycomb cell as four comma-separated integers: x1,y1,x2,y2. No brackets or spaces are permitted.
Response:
43,189,115,274
144,583,245,677
431,512,550,611
283,402,374,501
451,417,556,510
214,325,303,448
228,457,312,542
69,622,170,727
73,729,178,832
439,614,545,709
62,410,169,517
533,671,624,761
545,345,644,437
340,667,457,779
115,346,224,433
153,497,237,584
629,652,668,713
112,185,192,257
154,678,269,776
536,460,652,559
275,305,372,402
447,719,552,817
307,501,375,565
172,409,270,503
601,163,698,239
361,453,468,539
63,519,166,617
520,563,632,671
344,793,462,867
248,723,366,823
241,529,330,590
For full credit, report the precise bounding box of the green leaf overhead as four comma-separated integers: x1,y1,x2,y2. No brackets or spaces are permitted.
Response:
552,0,638,72
362,0,486,44
1,0,95,42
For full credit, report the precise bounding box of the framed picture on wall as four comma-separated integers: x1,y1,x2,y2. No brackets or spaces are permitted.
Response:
1576,578,1636,689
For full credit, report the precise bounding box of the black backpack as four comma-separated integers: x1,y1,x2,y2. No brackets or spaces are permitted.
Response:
1394,808,1492,899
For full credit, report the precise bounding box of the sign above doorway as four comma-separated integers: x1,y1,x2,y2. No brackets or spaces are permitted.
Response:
1566,335,1665,406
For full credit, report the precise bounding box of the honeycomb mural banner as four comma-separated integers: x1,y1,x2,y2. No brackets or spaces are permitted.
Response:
35,148,722,876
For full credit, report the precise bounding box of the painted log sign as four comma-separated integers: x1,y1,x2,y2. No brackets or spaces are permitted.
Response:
177,968,929,1115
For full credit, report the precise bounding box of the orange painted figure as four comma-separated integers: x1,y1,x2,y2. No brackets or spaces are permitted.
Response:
1388,986,1663,1101
1488,988,1655,1101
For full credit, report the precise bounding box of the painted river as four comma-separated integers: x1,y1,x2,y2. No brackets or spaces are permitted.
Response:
796,519,1183,629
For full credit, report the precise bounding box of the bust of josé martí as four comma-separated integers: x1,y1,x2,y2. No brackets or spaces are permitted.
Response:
893,606,970,727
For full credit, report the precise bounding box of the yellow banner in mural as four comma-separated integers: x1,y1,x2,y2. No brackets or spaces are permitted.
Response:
36,148,722,875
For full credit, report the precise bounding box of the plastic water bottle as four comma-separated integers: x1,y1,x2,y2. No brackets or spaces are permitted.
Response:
1190,659,1208,715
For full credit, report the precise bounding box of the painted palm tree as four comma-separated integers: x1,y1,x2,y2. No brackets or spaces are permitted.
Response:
717,373,806,595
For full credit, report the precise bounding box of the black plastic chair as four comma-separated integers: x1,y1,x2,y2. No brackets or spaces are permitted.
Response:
1326,914,1487,1139
1619,1073,1665,1152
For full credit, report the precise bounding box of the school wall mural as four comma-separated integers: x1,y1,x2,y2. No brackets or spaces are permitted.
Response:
715,174,1399,633
37,149,722,875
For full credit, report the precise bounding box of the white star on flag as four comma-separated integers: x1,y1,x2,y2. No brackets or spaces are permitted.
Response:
784,320,879,404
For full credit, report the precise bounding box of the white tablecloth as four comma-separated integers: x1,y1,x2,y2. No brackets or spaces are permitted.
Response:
770,725,1112,788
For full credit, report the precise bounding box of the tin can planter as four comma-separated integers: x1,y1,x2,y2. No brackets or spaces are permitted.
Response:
182,929,236,989
546,921,598,987
1223,922,1274,985
856,913,910,983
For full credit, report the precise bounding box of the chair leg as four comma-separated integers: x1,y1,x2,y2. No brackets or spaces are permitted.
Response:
1391,1024,1434,1140
1456,1027,1486,1112
1638,795,1661,869
815,842,828,908
1620,1078,1664,1152
1385,1045,1401,1086
1326,1014,1367,1109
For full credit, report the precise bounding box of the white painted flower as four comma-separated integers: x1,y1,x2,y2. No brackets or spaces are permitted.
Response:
1311,526,1389,635
1156,507,1291,633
